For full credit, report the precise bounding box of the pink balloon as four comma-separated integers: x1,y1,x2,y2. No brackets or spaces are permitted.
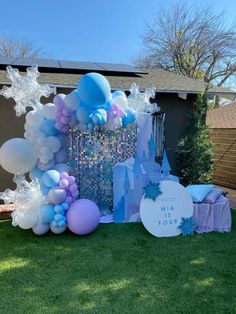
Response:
59,179,69,188
66,199,100,235
53,94,66,106
60,116,70,124
48,187,67,204
55,121,64,130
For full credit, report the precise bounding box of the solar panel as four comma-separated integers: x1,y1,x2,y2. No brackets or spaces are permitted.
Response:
97,62,144,73
0,57,145,74
59,60,102,71
12,58,60,68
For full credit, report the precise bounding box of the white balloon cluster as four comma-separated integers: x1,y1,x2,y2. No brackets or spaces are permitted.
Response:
24,105,63,169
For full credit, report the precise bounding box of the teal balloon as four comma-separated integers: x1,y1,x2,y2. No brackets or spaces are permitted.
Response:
42,169,60,188
40,183,51,196
40,204,55,223
29,167,43,180
78,73,111,109
112,91,126,98
122,107,137,128
40,119,58,136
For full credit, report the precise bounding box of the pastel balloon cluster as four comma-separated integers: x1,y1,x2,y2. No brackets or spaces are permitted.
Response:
24,105,68,172
37,170,79,234
53,72,137,132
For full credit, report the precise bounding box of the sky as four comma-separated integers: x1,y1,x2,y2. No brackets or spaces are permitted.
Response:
0,0,236,64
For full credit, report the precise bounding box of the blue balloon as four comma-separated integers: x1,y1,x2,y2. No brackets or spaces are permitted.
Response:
40,119,58,136
122,107,137,128
76,105,91,124
78,73,111,109
112,90,126,98
29,167,43,180
40,183,51,196
102,98,112,111
42,169,60,188
54,204,64,213
61,202,69,210
40,204,55,223
91,109,107,125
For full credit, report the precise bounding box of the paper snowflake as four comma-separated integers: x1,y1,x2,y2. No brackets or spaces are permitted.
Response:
0,66,55,116
143,182,162,201
178,217,196,236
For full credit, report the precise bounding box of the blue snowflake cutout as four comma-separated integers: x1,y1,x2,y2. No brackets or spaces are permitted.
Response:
143,182,162,201
178,217,196,236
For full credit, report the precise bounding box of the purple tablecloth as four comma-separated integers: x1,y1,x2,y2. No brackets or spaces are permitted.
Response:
193,195,232,233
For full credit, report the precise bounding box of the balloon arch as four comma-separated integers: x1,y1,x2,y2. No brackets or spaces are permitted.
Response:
0,66,159,235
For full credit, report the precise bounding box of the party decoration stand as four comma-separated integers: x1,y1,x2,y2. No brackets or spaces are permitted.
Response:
0,65,161,235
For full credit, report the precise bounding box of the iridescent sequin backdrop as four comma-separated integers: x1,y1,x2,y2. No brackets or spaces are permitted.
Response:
66,126,137,213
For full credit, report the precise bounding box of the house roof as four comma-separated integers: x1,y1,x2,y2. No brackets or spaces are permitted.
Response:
206,102,236,128
0,59,235,99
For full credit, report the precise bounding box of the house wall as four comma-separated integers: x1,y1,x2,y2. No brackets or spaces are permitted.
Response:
0,86,194,191
210,128,236,189
156,93,195,174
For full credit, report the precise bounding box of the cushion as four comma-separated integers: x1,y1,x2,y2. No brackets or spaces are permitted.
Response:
186,184,213,203
204,188,225,204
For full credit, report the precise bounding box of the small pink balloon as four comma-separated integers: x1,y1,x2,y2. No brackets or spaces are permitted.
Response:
55,121,64,130
68,176,75,184
66,196,73,204
69,183,77,193
108,111,117,119
53,94,66,106
61,172,69,179
62,108,72,117
71,191,79,198
111,104,118,111
60,116,70,124
59,179,69,188
116,107,125,118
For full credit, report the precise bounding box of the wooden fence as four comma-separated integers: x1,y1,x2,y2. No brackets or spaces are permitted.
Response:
210,128,236,189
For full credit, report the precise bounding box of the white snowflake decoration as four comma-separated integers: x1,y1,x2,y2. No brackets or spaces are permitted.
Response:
0,66,55,116
0,175,45,228
128,83,160,113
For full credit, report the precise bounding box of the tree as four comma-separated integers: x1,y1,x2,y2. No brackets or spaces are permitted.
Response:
0,33,48,59
135,1,236,86
176,91,213,185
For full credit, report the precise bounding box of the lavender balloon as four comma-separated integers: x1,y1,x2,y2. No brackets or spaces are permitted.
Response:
66,199,100,235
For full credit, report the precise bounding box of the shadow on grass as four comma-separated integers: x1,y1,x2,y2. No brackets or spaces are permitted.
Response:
0,212,236,314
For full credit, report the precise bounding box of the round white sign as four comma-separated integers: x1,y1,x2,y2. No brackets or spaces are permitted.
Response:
140,180,193,237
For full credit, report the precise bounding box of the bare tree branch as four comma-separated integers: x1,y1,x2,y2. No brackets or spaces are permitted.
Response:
0,33,49,59
134,1,236,87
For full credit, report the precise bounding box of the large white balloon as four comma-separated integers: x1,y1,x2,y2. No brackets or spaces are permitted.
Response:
64,91,80,111
0,138,37,174
26,110,44,126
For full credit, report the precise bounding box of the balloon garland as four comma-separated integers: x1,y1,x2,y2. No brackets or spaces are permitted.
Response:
0,66,159,235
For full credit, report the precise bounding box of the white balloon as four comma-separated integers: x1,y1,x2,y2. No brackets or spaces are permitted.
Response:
113,95,128,109
40,146,51,156
37,158,55,171
37,135,47,146
64,91,80,111
17,210,38,229
0,138,37,174
26,110,44,126
50,223,67,234
42,103,57,120
47,136,61,153
33,222,50,235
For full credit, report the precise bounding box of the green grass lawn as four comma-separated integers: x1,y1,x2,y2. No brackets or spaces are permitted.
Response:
0,212,236,314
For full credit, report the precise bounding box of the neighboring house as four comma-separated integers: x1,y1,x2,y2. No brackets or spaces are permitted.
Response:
0,57,235,190
207,102,236,189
